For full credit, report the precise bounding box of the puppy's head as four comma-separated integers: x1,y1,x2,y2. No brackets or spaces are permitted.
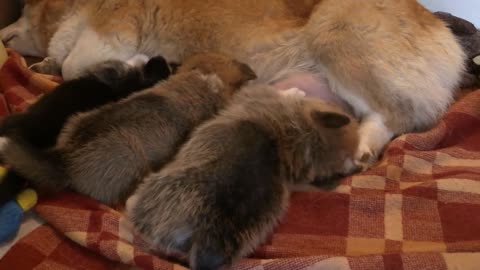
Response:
142,55,172,83
297,99,360,184
177,53,257,90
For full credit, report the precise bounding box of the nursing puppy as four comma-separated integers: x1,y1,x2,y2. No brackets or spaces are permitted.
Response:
0,0,465,168
1,53,256,205
0,55,170,149
126,86,359,270
0,55,171,205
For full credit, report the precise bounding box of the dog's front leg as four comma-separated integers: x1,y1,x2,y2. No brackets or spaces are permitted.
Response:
60,29,138,80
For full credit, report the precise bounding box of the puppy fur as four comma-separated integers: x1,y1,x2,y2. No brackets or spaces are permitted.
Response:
1,56,171,149
0,0,465,168
1,53,256,206
127,86,359,270
0,55,171,205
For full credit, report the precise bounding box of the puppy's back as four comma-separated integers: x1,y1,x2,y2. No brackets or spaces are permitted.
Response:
129,118,287,269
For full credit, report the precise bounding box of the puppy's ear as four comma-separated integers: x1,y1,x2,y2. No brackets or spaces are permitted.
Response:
168,62,181,74
144,56,171,80
231,60,257,88
232,60,257,84
178,53,257,88
311,111,350,129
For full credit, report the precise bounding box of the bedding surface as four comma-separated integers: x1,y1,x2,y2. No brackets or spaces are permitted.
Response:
0,50,480,270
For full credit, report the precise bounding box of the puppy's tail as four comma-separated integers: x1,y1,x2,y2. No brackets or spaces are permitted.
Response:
1,137,69,197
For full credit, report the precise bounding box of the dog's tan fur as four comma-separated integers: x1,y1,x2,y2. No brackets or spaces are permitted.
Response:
0,0,465,167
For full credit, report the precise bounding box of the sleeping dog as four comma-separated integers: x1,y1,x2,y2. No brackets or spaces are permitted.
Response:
0,0,465,169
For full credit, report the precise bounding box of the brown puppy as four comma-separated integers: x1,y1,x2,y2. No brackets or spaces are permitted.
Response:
126,86,359,270
1,53,256,205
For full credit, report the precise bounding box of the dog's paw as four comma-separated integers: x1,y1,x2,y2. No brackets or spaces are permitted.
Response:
281,87,306,98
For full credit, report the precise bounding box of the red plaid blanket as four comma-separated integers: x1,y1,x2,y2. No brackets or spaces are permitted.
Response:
1,50,480,270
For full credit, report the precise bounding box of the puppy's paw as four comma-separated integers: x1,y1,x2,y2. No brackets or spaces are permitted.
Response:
281,87,306,98
126,54,150,68
354,143,377,172
29,57,61,75
0,137,9,153
125,194,139,216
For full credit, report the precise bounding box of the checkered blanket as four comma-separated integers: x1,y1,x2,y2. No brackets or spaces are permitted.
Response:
1,50,480,270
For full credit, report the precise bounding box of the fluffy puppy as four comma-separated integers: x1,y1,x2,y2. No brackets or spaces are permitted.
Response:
1,53,256,205
127,86,359,270
0,55,171,205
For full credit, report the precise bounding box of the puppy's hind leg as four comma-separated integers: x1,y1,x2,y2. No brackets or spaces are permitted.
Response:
126,54,150,68
280,87,307,98
29,57,62,75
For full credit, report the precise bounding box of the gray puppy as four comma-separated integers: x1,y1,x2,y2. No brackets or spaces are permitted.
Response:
126,86,360,270
2,53,256,205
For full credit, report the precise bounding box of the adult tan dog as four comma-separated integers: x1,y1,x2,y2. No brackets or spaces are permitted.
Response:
0,0,465,168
